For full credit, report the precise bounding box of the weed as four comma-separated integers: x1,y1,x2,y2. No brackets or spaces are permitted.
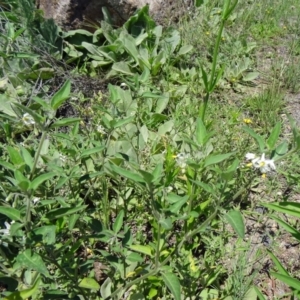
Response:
0,0,300,299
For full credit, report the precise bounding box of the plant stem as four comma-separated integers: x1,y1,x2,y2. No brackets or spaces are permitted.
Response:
30,131,47,181
200,18,225,122
155,223,161,269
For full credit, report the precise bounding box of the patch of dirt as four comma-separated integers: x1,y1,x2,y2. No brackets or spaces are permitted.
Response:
285,92,300,126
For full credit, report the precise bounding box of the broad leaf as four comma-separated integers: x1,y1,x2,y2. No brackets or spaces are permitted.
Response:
80,146,105,158
50,117,81,128
224,210,245,238
16,250,50,277
204,153,234,167
267,122,281,150
33,225,56,245
113,210,124,233
100,277,112,299
270,272,300,291
112,62,134,75
262,202,300,219
178,45,193,55
272,141,288,161
130,244,153,257
43,205,88,220
267,249,289,276
161,271,181,300
242,126,265,152
30,172,56,190
0,207,21,221
50,80,71,110
195,117,207,146
79,278,100,290
270,216,300,241
109,163,145,183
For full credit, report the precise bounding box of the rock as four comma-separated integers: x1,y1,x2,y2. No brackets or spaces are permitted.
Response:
37,0,192,31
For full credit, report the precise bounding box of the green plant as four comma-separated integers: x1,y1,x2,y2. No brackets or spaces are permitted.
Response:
1,0,300,299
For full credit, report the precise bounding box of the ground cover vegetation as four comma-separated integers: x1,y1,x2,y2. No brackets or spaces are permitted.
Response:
0,0,300,299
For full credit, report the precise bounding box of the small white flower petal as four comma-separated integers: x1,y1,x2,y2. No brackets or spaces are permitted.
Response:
22,113,35,126
96,125,106,134
245,153,256,160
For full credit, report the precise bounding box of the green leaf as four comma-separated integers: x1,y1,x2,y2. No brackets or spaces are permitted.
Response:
159,218,173,230
0,160,16,171
79,278,100,290
129,244,153,257
253,286,267,300
30,172,56,190
272,141,288,161
204,153,234,167
20,146,33,170
152,163,163,183
80,146,105,158
178,45,193,55
224,210,245,238
126,252,144,262
112,62,134,75
68,214,80,230
0,94,17,117
4,277,40,300
195,117,207,146
43,205,88,220
113,210,124,233
169,198,189,213
0,207,21,221
111,116,135,129
109,163,145,183
33,225,56,245
155,95,169,113
119,32,139,63
270,216,300,241
7,146,23,166
50,80,71,110
243,286,258,300
266,249,289,276
100,277,112,299
190,180,216,196
262,202,300,219
242,72,259,82
32,96,51,110
270,272,300,291
16,249,50,277
221,158,240,180
201,66,209,91
50,117,81,128
267,122,281,150
14,169,29,186
161,271,181,300
242,126,265,152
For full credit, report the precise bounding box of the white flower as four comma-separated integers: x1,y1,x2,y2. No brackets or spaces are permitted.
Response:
245,153,256,160
59,153,66,163
257,153,276,173
32,197,40,204
166,186,173,193
0,221,14,236
22,113,35,126
245,153,276,174
96,125,106,134
174,153,188,169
